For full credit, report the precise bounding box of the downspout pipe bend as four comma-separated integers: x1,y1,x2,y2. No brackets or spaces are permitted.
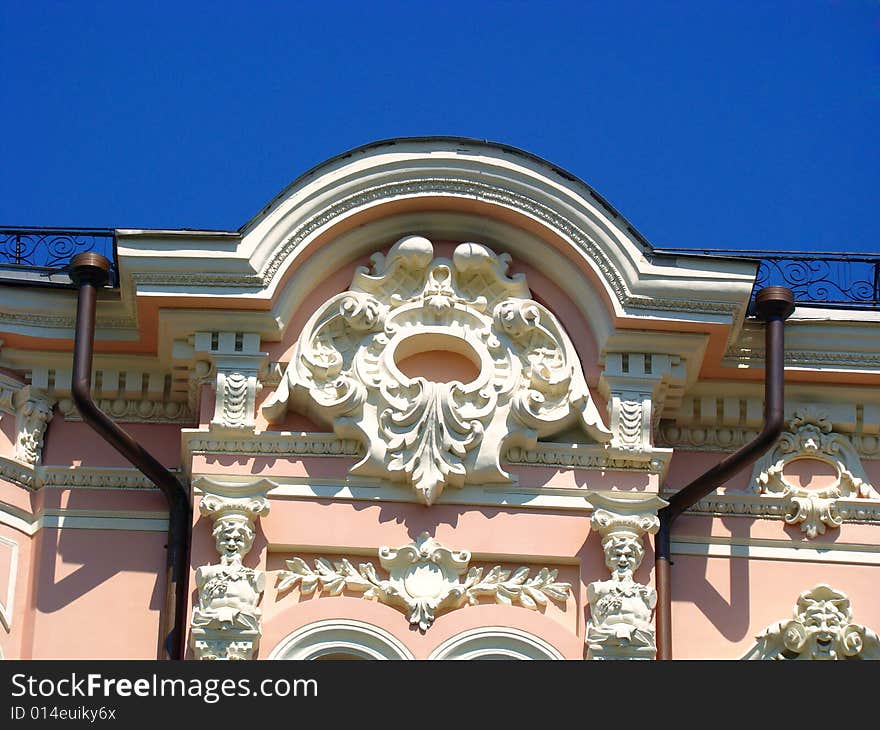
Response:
69,253,192,660
654,285,794,659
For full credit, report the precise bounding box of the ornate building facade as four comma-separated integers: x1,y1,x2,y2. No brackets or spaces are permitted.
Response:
0,138,878,660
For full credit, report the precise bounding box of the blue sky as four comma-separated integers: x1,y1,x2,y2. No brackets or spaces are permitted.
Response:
1,1,878,253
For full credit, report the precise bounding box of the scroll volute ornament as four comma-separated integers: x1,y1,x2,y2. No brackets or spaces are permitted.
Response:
752,408,879,538
263,236,611,505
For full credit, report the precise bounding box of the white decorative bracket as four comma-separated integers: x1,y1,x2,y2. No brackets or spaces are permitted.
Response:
743,584,880,660
190,486,270,660
193,332,267,431
276,532,571,631
14,387,55,466
598,353,684,453
751,408,879,538
263,236,612,505
1,376,55,467
585,492,666,660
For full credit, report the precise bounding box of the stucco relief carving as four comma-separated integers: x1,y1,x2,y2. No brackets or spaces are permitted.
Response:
608,392,651,451
1,378,55,467
276,532,571,631
57,397,193,424
14,388,55,466
585,493,665,660
191,331,267,432
191,492,269,660
597,352,682,459
743,585,880,660
263,236,611,505
752,408,879,538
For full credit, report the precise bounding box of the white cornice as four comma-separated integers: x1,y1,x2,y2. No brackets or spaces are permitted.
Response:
192,471,661,512
184,427,668,474
725,320,880,372
668,491,880,524
0,501,168,536
0,457,164,491
103,142,757,354
671,536,880,566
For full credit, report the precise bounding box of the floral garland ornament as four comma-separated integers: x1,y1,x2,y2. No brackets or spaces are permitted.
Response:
585,492,667,660
275,532,571,630
751,408,879,538
262,236,612,505
742,584,880,660
190,491,269,660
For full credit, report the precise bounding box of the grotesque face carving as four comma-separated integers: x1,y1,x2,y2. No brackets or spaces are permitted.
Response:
602,533,644,578
213,516,255,561
782,587,862,660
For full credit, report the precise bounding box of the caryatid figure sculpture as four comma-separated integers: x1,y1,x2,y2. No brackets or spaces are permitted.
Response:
585,492,665,660
190,492,269,660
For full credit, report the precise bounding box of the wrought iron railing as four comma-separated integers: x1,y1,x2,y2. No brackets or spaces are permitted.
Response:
0,227,118,287
654,248,880,313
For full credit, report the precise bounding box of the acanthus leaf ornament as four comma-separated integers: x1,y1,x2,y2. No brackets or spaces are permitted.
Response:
275,532,571,630
751,408,879,538
263,236,612,505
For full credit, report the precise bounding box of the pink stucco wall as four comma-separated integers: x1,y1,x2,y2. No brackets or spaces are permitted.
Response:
42,417,181,469
185,494,660,660
1,230,877,662
0,523,32,661
670,554,879,659
24,528,166,659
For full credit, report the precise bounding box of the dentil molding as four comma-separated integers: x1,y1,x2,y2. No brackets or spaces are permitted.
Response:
263,236,612,505
275,532,571,631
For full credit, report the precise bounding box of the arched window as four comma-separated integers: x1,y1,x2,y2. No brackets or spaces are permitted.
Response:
267,619,414,660
428,627,564,660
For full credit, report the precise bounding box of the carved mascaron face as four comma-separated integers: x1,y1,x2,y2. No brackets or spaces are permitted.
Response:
602,534,643,578
784,603,854,660
782,588,864,660
213,517,255,560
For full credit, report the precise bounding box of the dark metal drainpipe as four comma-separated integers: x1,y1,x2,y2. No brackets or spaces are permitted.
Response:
70,253,192,660
654,286,795,660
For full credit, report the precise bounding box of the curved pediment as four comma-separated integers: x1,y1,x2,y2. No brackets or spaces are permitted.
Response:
114,138,755,349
